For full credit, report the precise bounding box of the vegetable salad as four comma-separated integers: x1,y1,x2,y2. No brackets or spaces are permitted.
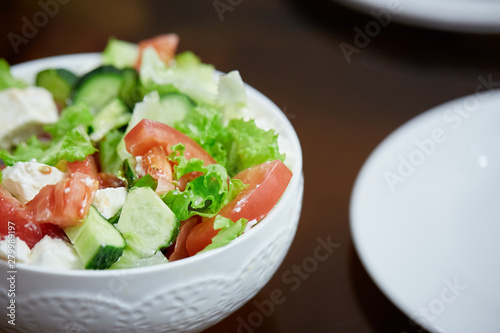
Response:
0,34,292,270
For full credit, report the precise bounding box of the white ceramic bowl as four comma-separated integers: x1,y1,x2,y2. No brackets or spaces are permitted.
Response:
0,54,303,333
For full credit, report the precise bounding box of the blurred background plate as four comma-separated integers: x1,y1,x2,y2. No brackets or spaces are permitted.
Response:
351,89,500,333
334,0,500,33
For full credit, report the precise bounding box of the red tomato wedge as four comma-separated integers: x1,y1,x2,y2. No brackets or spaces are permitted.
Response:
185,160,293,256
0,187,67,248
124,119,217,165
67,155,98,177
142,146,175,195
135,33,179,70
27,158,99,228
177,171,204,192
28,172,98,228
167,216,201,262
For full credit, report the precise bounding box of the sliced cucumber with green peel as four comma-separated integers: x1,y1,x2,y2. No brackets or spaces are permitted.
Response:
119,68,144,109
72,66,125,112
110,246,168,270
116,187,179,257
90,98,131,142
120,158,137,187
64,206,126,270
159,92,195,125
35,68,78,107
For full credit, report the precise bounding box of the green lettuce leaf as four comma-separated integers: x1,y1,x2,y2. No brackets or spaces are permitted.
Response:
0,126,96,166
44,103,94,141
102,37,139,69
0,136,48,166
217,70,247,120
140,48,217,104
161,145,246,221
174,104,227,165
0,59,27,91
198,215,248,254
38,127,97,165
223,118,285,176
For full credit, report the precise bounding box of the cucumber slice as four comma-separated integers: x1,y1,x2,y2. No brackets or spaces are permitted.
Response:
64,206,126,270
72,66,124,112
119,68,144,109
90,98,131,142
158,92,195,125
115,187,179,257
120,158,137,187
110,246,168,270
108,208,121,224
35,68,78,107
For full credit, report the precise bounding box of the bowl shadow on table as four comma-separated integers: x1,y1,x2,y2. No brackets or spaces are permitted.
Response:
348,244,431,333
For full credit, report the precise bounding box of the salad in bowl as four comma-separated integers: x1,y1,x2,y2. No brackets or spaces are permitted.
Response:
0,34,293,271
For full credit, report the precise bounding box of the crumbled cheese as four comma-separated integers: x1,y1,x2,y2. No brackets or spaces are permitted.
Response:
0,236,31,264
82,177,95,187
244,219,258,233
92,187,128,219
135,156,145,177
29,236,83,270
234,196,247,213
0,87,58,149
2,160,66,203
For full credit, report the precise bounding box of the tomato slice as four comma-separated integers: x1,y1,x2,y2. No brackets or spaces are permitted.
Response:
135,33,179,70
27,172,98,228
67,155,98,178
177,171,204,192
27,158,99,228
185,160,293,256
124,119,216,165
0,186,67,248
97,173,126,189
141,146,175,195
167,216,201,262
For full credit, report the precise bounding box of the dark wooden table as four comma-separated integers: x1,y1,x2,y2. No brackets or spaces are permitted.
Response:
1,1,500,332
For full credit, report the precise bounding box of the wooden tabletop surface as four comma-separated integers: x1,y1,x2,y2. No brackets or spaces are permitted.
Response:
1,1,500,332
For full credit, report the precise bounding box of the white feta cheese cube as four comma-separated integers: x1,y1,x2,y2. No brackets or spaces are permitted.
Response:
92,187,128,219
0,87,58,149
135,156,146,177
29,236,83,270
0,236,31,264
1,160,66,203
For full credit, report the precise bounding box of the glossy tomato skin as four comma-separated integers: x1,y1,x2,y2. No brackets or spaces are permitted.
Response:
185,160,293,256
0,187,67,248
27,157,99,228
124,119,217,165
167,216,201,262
135,33,179,70
67,155,98,177
28,172,98,227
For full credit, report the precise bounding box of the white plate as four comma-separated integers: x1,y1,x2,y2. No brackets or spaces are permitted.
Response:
351,89,500,332
334,0,500,33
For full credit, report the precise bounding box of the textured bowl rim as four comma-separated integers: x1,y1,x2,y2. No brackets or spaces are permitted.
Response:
4,52,304,277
